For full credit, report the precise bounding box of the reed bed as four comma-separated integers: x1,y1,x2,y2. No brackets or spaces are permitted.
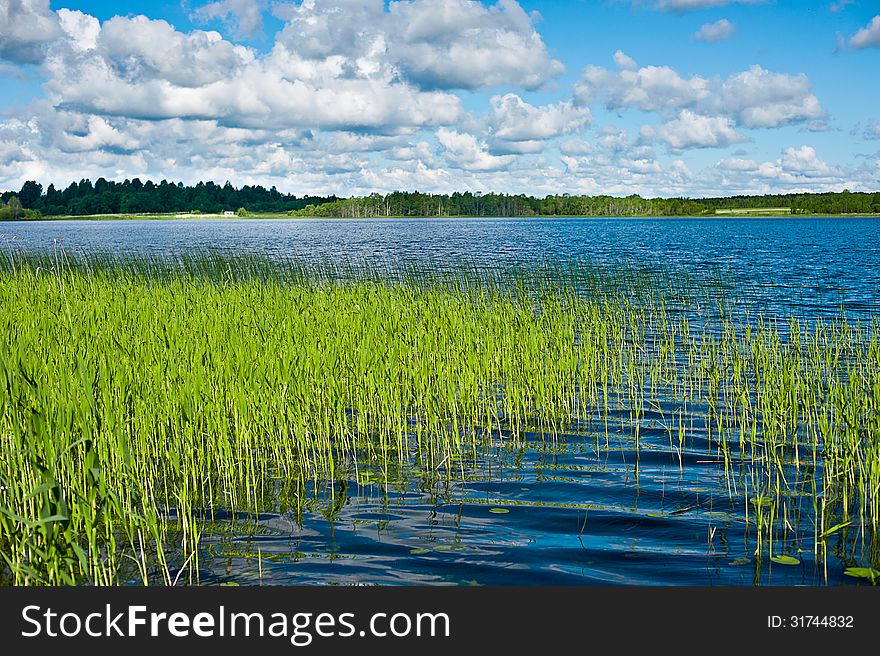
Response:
0,253,877,585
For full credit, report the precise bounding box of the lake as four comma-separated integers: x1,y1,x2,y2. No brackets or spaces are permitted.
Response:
3,216,879,585
4,216,880,320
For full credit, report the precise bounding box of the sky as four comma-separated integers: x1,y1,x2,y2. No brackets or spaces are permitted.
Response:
0,0,879,198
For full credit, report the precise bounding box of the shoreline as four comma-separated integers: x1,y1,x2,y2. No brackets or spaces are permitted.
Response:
3,212,880,222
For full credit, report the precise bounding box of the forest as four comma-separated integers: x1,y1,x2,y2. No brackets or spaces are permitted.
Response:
0,179,334,217
2,179,880,218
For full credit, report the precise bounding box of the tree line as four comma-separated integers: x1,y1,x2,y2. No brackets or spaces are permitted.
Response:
2,179,880,218
0,179,335,216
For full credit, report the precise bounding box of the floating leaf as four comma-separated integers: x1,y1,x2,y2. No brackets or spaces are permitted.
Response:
844,567,880,584
770,555,800,565
434,544,465,552
489,508,509,514
409,548,430,555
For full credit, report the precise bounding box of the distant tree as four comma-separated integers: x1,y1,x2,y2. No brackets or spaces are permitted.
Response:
18,181,42,208
0,196,25,220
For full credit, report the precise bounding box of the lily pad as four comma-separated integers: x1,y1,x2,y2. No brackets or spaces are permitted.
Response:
409,548,431,555
770,555,800,566
489,507,510,514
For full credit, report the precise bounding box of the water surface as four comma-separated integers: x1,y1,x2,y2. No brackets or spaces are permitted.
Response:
4,216,878,585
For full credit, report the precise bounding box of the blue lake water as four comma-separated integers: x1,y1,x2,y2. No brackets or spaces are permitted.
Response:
3,216,879,585
4,216,880,319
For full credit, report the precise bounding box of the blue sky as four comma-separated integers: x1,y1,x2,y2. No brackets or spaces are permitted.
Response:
1,0,879,197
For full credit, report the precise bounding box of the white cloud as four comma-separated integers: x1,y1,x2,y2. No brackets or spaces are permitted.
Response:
56,9,99,52
641,110,743,149
577,60,824,131
713,145,843,189
0,0,60,63
558,139,593,155
596,127,632,152
0,1,868,198
436,128,516,171
273,0,563,91
53,114,140,154
192,0,267,38
41,13,463,132
574,64,712,112
622,157,662,173
718,65,824,128
694,19,735,42
849,15,880,49
613,50,637,70
779,145,839,178
487,93,590,154
95,16,254,88
388,0,564,90
23,1,562,138
716,156,758,172
388,140,437,165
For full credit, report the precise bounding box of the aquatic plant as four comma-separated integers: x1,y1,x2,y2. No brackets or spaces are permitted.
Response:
0,252,876,584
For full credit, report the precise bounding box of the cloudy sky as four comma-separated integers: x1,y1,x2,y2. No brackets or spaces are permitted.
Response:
1,0,879,197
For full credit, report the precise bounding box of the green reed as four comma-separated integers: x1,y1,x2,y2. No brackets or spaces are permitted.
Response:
0,252,877,584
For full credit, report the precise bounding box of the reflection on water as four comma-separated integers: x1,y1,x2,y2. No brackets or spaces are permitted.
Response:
197,420,857,586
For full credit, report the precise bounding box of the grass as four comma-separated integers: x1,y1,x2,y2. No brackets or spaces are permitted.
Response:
0,251,877,585
714,208,793,216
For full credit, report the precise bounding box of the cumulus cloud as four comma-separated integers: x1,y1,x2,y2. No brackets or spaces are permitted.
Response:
388,0,564,89
778,145,839,177
41,12,463,132
273,0,563,91
714,145,842,188
718,65,824,128
487,93,590,154
14,1,562,136
436,128,516,171
641,110,743,149
558,139,593,156
192,0,267,38
574,63,712,112
0,0,60,64
613,50,637,70
575,58,825,139
53,115,140,154
0,1,568,192
0,0,867,198
694,18,735,42
849,16,880,49
56,9,99,52
716,156,758,172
